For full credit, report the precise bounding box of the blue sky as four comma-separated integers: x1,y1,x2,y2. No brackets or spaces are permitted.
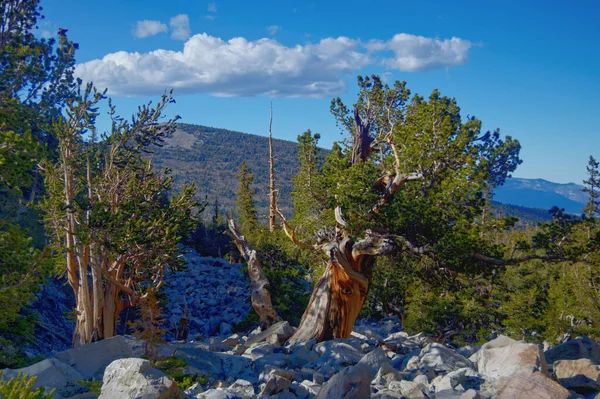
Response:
40,0,600,184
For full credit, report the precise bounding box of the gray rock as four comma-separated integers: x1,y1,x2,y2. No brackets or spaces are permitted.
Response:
289,339,319,367
260,375,292,396
391,350,420,370
305,340,364,377
357,348,391,378
418,343,474,375
174,345,224,380
232,344,248,356
242,342,276,360
431,368,484,393
300,380,322,396
99,358,181,399
197,388,245,398
185,382,205,396
259,366,297,383
1,357,85,398
435,389,467,399
313,372,325,384
228,379,255,397
545,337,600,365
372,390,404,399
388,380,427,398
216,352,256,383
254,353,290,371
315,363,372,398
246,321,295,346
554,358,600,393
495,371,571,399
290,381,311,399
372,363,402,387
55,335,133,379
314,339,363,355
459,389,486,399
471,335,548,381
456,346,481,359
221,334,241,348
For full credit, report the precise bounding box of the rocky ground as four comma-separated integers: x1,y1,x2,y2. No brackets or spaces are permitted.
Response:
162,252,251,340
6,251,600,398
4,318,600,398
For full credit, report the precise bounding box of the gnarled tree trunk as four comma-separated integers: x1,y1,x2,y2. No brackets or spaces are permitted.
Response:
286,232,396,344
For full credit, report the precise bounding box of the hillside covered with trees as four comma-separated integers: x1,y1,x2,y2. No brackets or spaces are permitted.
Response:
151,123,328,219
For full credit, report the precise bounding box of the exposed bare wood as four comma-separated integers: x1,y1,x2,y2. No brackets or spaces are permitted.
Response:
227,218,281,330
372,140,422,213
351,107,374,165
288,236,373,344
275,206,322,250
268,102,277,232
334,206,347,228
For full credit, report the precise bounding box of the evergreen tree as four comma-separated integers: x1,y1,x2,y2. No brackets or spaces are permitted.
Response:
291,129,323,239
41,86,198,345
0,0,77,364
282,75,523,345
212,193,220,229
236,161,258,235
583,155,600,217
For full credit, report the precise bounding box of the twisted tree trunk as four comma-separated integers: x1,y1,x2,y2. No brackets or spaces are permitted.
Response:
287,232,397,344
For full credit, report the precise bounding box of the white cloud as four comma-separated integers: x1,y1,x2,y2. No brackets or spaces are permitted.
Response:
266,25,280,35
75,32,472,98
381,34,471,71
133,20,168,39
208,2,217,12
170,14,190,40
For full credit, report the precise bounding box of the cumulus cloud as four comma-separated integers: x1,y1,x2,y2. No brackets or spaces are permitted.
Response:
381,34,471,71
133,20,168,39
266,25,281,35
75,32,472,98
170,14,190,40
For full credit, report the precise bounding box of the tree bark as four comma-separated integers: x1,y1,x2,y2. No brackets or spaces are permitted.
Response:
227,218,281,330
268,103,277,232
287,235,381,344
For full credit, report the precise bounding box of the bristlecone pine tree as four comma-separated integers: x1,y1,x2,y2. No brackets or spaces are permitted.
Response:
41,85,198,345
280,75,524,344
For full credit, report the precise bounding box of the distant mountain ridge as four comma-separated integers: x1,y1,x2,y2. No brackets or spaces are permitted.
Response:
151,123,588,223
493,178,587,214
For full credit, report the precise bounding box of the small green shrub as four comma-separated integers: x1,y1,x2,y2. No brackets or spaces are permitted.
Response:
154,356,208,390
0,371,54,399
76,380,102,395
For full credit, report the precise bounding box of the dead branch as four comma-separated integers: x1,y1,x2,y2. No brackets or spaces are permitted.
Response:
227,218,281,330
275,206,322,251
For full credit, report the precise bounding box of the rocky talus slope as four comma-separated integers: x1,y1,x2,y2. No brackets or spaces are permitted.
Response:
6,252,600,398
4,318,600,398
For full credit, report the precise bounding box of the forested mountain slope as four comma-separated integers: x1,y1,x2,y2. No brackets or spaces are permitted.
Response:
152,123,328,218
152,123,577,225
